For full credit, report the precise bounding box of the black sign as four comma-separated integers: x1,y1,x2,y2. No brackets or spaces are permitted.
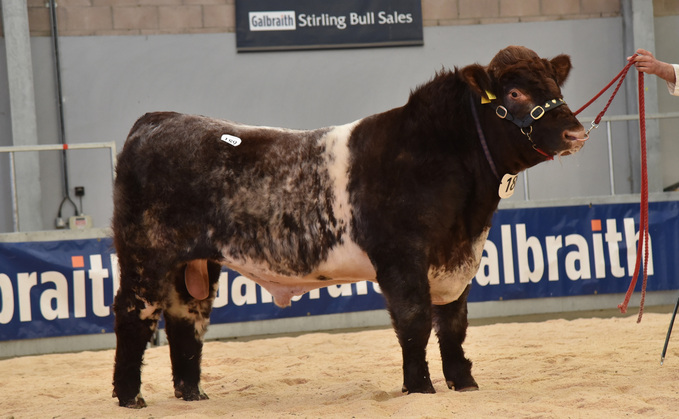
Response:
235,0,423,52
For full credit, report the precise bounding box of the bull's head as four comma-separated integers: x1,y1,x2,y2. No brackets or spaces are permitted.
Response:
462,46,587,163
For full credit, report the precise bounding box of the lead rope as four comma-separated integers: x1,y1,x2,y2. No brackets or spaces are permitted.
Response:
574,55,637,131
575,55,649,322
618,71,650,323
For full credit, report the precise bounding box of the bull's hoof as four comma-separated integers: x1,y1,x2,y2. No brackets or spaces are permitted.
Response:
113,388,147,408
118,395,147,409
446,378,479,392
401,382,436,394
174,386,209,401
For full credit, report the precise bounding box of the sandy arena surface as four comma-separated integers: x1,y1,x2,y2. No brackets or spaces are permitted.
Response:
2,312,679,418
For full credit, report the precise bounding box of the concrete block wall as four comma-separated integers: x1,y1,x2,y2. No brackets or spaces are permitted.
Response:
655,0,679,16
422,0,621,26
4,0,237,36
3,0,661,37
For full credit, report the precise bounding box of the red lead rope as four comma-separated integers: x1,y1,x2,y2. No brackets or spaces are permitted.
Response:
574,55,650,322
618,71,650,323
573,55,637,122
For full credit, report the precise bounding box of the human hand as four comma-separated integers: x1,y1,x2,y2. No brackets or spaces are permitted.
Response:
627,48,676,83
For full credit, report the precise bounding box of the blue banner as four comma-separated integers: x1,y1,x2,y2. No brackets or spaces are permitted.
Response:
0,238,118,340
469,201,679,301
1,200,678,341
0,238,385,341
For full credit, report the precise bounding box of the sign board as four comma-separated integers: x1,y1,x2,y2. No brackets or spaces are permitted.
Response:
235,0,424,52
1,200,678,341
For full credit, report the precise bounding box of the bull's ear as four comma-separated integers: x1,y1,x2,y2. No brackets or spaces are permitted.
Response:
550,54,572,86
461,64,494,102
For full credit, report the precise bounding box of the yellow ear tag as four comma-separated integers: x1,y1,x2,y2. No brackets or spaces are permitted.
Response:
481,90,496,104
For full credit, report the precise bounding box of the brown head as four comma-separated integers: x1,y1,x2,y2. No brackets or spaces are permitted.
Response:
462,45,587,160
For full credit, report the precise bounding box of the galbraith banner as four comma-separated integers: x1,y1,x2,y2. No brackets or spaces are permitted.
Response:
1,201,678,341
235,0,424,51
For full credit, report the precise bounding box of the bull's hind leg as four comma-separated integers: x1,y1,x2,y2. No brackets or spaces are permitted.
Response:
164,260,221,401
432,285,478,391
112,284,162,408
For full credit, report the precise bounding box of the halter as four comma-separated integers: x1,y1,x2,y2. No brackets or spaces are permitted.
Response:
471,92,570,198
470,96,520,199
487,96,567,160
471,94,565,175
492,98,566,130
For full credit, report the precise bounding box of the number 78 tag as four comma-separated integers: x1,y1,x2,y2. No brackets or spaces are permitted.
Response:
498,173,518,199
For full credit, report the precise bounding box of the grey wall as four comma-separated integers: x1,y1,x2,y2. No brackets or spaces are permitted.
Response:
655,15,679,189
0,40,11,233
3,16,675,233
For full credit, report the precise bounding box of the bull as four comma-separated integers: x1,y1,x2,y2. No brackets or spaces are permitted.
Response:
111,45,587,407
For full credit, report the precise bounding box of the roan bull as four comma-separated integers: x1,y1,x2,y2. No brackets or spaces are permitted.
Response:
112,45,587,408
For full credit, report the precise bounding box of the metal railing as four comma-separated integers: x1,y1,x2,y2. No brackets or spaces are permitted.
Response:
520,112,679,200
584,111,679,195
0,142,117,232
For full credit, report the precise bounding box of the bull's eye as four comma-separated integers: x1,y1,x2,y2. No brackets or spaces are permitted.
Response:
507,88,529,104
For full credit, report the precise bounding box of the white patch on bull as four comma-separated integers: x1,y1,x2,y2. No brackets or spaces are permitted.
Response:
194,316,210,340
165,283,213,339
135,296,161,324
314,240,376,283
428,227,490,305
323,121,359,224
314,120,377,282
165,288,192,320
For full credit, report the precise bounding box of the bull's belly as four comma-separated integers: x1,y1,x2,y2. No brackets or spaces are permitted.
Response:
220,227,489,308
221,238,377,307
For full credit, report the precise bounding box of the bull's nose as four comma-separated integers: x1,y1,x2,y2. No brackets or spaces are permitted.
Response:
564,128,588,142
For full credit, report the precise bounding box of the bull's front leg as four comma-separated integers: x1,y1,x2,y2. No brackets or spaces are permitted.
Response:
375,255,435,394
432,285,478,391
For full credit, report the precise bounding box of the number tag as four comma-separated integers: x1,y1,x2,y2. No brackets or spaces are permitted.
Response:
220,134,241,146
498,173,518,199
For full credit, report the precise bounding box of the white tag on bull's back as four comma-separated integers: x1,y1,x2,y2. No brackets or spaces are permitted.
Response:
498,173,518,199
220,134,241,146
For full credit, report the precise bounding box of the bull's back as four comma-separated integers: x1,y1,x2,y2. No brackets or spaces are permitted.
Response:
116,112,315,219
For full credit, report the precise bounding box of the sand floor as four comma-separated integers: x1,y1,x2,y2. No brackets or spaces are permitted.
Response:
2,312,679,418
